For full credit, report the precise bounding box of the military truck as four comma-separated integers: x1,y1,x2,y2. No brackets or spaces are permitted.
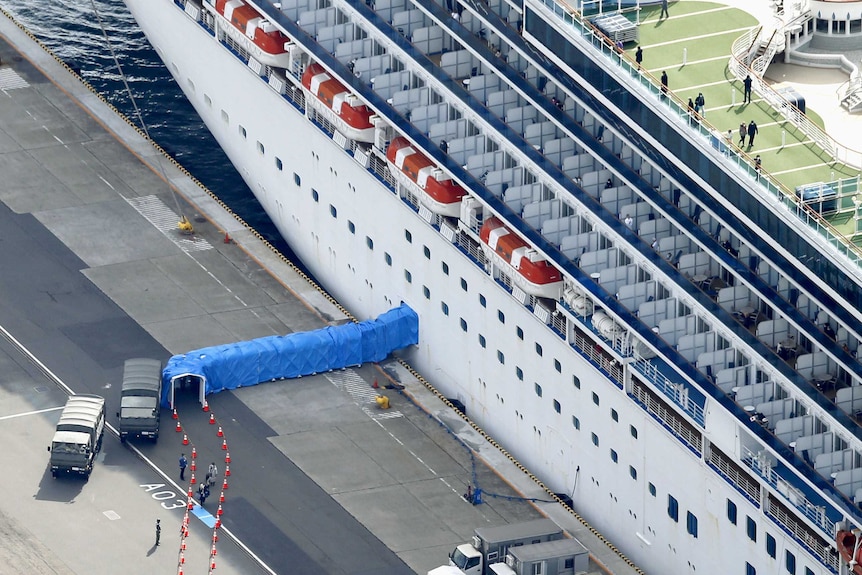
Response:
48,394,106,478
117,358,163,442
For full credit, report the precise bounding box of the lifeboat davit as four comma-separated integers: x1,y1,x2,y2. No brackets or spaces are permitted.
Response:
837,529,862,575
207,0,291,68
480,217,564,299
301,63,376,143
386,137,466,217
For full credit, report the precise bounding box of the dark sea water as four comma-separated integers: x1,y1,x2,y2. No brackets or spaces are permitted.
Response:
0,0,292,257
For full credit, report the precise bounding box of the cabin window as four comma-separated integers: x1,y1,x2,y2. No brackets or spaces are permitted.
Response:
784,552,795,574
611,408,618,421
667,495,679,522
516,326,524,340
479,294,486,308
404,229,412,243
441,261,449,275
686,512,698,538
553,400,561,413
554,359,562,373
746,516,756,542
275,157,283,171
610,449,618,463
257,141,265,155
294,173,301,186
348,221,355,234
384,252,391,266
535,343,543,356
498,310,505,324
572,416,580,429
423,245,430,259
592,392,599,406
478,335,486,348
441,302,449,316
630,425,638,439
727,500,737,524
630,466,637,480
239,125,247,139
497,350,505,364
746,563,756,575
404,270,412,283
311,189,319,202
366,236,373,250
460,278,468,291
460,318,467,332
423,286,430,299
591,433,598,446
573,375,580,389
329,205,337,218
515,367,523,380
648,483,656,496
766,533,776,558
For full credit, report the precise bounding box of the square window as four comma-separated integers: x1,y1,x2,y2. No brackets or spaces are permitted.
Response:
405,270,412,283
498,310,505,324
329,205,337,218
516,327,524,340
275,157,283,170
516,367,523,380
610,449,618,463
668,495,679,522
384,252,392,266
572,416,580,429
442,262,449,275
746,516,756,542
553,399,561,413
497,350,505,364
554,359,562,373
766,533,776,559
460,278,468,291
785,551,795,574
630,425,638,439
686,511,698,538
423,286,430,299
460,318,467,332
479,294,487,308
648,483,656,497
727,499,737,524
573,376,580,389
746,562,756,575
293,172,301,186
479,335,486,348
423,246,431,259
611,408,618,421
535,383,542,397
591,433,599,446
311,189,319,202
804,569,813,575
629,466,637,480
441,302,449,315
366,236,374,250
592,392,599,406
404,229,412,243
535,343,543,356
348,221,355,234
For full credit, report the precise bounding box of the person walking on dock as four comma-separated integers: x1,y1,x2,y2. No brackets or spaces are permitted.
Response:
747,120,759,147
179,453,188,481
207,462,218,487
743,74,752,104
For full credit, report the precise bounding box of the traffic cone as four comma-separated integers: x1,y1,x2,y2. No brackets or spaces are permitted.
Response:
221,439,227,450
372,378,379,389
211,559,217,571
172,408,178,420
224,231,232,244
209,413,215,425
224,464,230,477
176,420,182,432
202,400,209,412
191,460,196,472
217,426,224,437
219,491,225,503
216,504,223,516
215,519,221,530
187,499,194,510
211,544,218,556
190,473,196,485
191,447,197,459
222,477,229,490
187,487,193,499
181,539,187,551
182,433,189,445
225,452,231,464
179,552,185,564
213,531,219,543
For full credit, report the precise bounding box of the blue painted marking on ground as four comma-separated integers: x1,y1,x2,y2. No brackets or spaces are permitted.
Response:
191,504,217,528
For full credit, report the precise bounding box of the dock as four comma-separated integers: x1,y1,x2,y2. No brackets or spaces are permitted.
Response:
0,8,643,575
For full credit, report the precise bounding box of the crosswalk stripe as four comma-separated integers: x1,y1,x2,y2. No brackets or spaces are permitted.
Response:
0,68,29,90
324,370,404,421
125,195,213,253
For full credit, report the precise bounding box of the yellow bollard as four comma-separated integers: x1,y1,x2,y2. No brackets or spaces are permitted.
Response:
375,395,390,409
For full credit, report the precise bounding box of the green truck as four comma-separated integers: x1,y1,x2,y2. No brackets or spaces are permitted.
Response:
117,358,163,442
48,394,106,478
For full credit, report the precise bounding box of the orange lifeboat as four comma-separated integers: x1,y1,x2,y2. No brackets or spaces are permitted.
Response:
301,63,376,143
385,137,466,217
208,0,291,68
837,529,862,575
480,217,564,299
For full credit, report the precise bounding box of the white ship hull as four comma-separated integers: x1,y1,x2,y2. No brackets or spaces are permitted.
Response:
123,1,841,574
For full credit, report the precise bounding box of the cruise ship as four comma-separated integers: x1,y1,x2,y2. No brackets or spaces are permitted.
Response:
121,0,862,573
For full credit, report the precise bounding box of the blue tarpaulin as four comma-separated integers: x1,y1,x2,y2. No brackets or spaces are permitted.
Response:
161,304,418,407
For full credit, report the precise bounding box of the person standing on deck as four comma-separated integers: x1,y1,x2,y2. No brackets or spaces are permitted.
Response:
635,46,643,69
660,0,669,18
743,74,753,103
747,120,759,147
660,71,668,96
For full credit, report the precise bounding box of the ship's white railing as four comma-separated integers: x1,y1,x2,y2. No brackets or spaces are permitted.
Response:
630,378,702,453
766,495,840,572
708,447,761,503
631,356,706,427
740,445,835,536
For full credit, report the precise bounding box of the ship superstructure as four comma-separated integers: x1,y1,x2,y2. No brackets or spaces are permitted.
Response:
123,0,862,573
